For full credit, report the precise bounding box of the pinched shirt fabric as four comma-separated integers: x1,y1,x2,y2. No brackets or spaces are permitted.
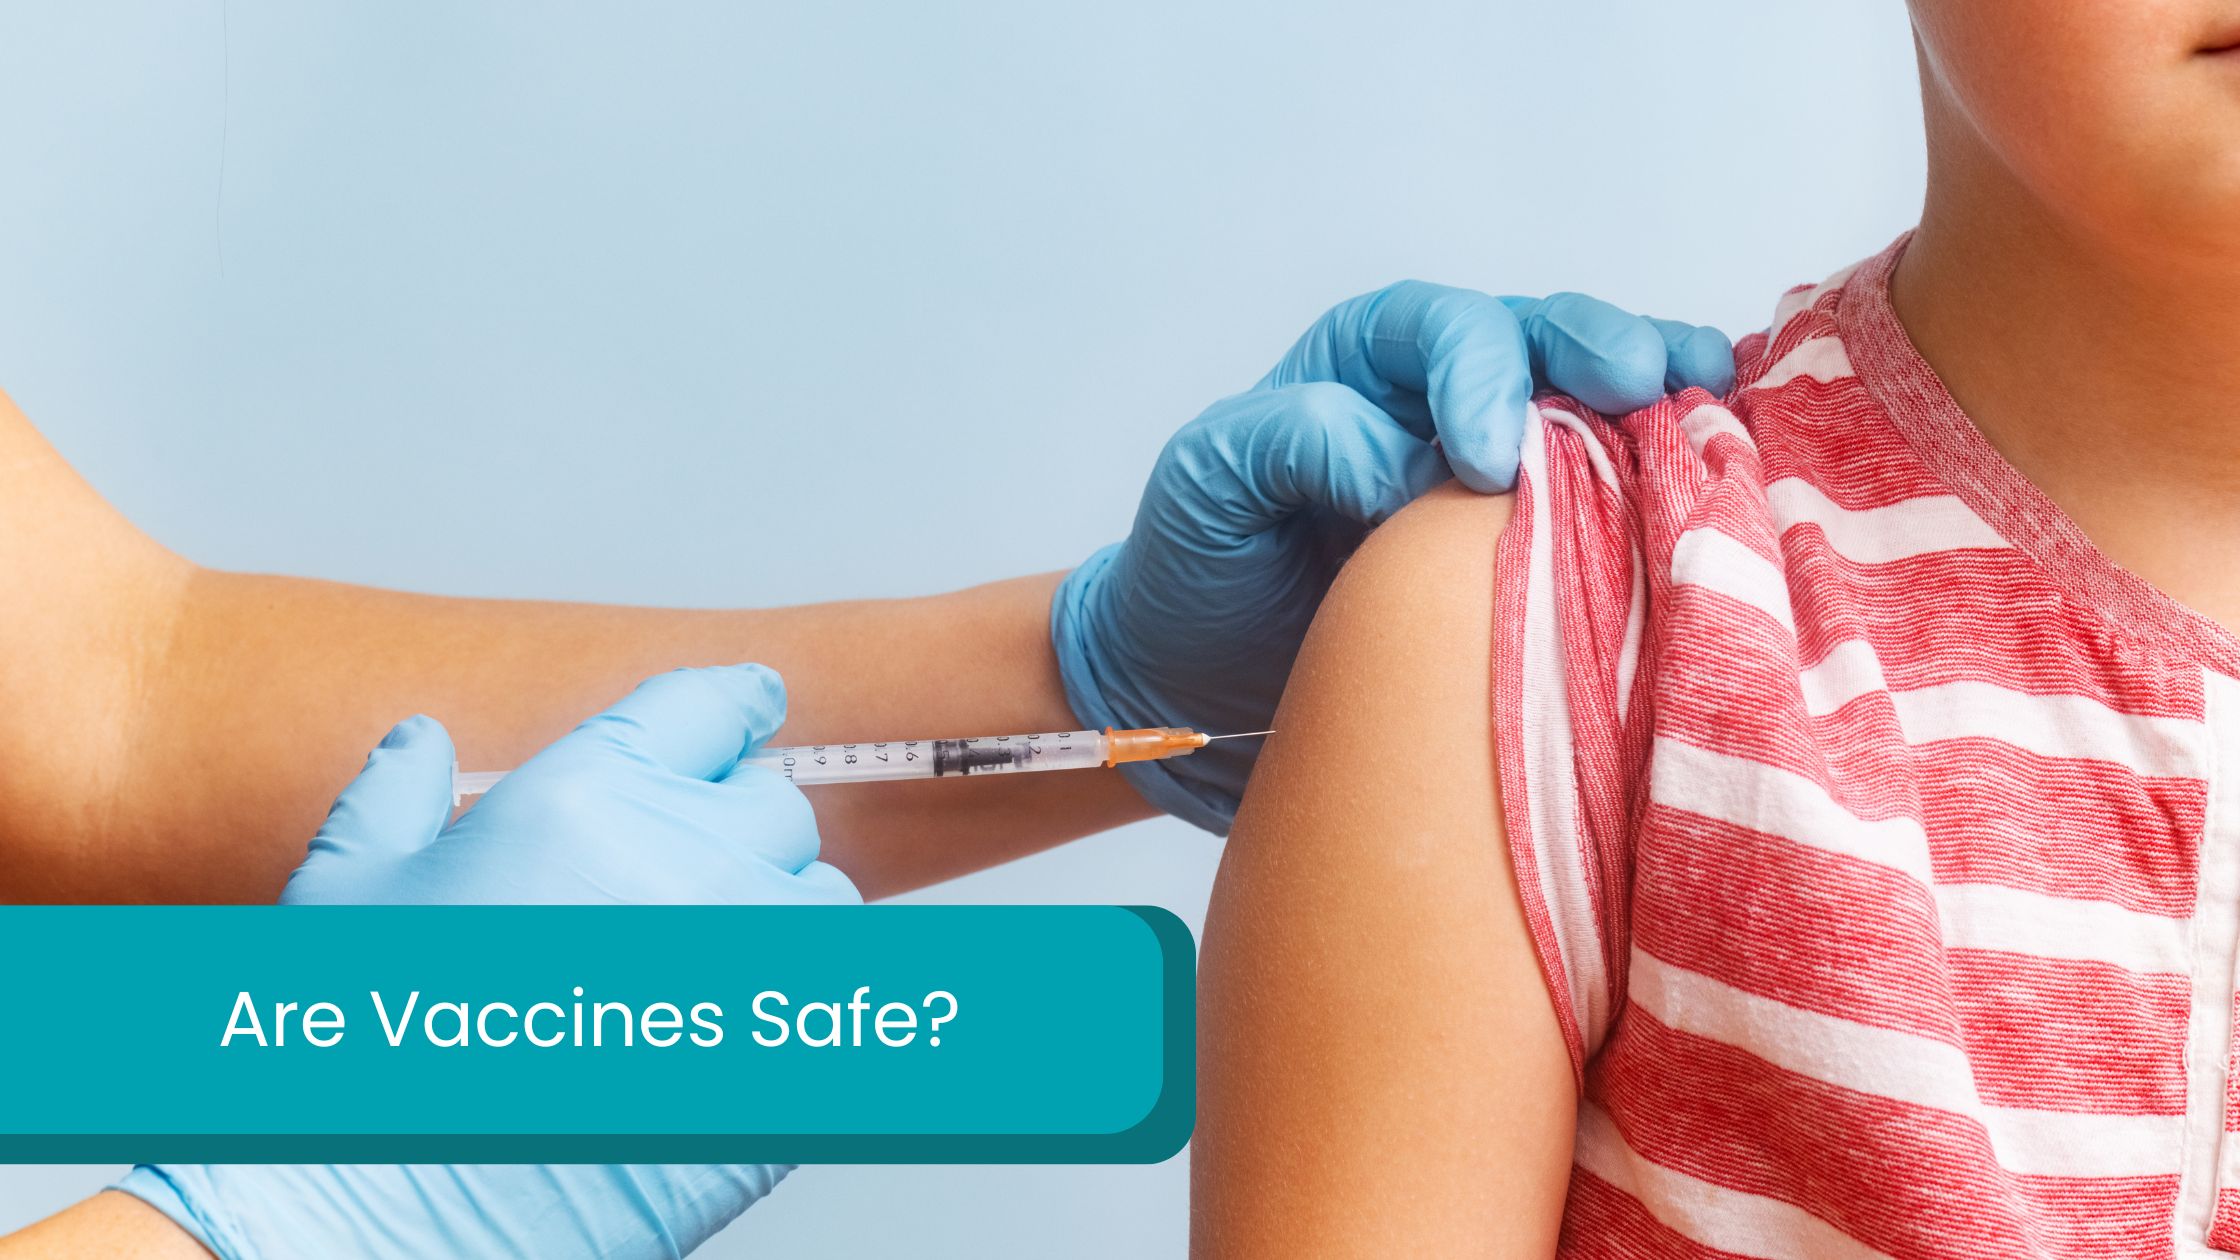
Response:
1497,236,2240,1258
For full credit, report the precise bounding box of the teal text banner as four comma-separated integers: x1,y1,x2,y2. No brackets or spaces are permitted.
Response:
0,905,1193,1162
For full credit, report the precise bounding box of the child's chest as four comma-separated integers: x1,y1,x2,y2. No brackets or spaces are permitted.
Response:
1624,523,2240,1254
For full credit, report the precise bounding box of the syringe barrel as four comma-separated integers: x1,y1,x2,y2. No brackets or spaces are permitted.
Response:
743,729,1109,786
450,726,1210,799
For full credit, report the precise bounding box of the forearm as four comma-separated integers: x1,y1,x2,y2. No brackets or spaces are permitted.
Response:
0,1193,210,1260
0,391,1148,902
8,566,1149,903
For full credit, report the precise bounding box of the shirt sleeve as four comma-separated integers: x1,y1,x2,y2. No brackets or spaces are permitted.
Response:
1492,398,1659,1088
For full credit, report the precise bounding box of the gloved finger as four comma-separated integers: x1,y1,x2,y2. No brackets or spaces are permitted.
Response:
1259,281,1532,492
712,760,825,873
308,714,457,866
1501,292,1671,418
1648,316,1738,395
789,860,864,906
1240,383,1450,528
566,664,789,782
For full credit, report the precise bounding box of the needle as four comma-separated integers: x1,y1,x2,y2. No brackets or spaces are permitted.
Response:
1204,730,1275,741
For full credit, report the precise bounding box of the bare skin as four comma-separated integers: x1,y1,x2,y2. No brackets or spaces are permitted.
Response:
1194,6,2240,1254
1193,484,1574,1256
1894,0,2240,635
0,380,1159,1251
0,391,1150,904
54,5,2240,1249
0,1193,211,1260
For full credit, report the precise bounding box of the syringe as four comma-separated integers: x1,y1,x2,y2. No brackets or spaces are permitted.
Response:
451,726,1271,799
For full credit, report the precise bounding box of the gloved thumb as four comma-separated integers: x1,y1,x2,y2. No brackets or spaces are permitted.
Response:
291,715,458,888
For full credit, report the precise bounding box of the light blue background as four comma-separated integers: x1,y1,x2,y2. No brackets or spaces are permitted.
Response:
0,2,1924,1254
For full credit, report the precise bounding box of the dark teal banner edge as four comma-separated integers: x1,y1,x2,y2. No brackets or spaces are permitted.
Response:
0,905,1197,1165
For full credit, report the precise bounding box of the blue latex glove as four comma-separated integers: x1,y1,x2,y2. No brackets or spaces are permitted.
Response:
1052,283,1734,831
281,663,858,907
116,663,857,1260
115,1165,784,1260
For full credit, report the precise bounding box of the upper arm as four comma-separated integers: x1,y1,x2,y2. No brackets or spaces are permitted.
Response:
1193,481,1576,1258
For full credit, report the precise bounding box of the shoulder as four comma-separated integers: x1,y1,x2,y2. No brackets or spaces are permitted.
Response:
1364,476,1515,550
1300,480,1512,724
1341,478,1513,610
1199,476,1577,1253
1238,480,1514,864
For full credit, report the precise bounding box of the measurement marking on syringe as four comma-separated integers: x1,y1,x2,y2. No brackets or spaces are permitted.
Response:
453,725,1267,798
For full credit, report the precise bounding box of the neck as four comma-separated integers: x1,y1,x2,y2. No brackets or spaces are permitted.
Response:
1898,165,2240,494
1891,107,2240,626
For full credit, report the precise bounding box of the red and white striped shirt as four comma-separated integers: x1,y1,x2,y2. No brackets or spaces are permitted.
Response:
1497,235,2240,1258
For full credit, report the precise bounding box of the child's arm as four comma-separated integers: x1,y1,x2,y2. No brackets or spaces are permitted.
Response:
0,391,1148,903
1194,483,1575,1256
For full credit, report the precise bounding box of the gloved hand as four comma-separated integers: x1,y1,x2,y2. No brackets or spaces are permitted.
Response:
281,662,858,907
115,1165,785,1260
1053,284,1734,831
115,663,858,1260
